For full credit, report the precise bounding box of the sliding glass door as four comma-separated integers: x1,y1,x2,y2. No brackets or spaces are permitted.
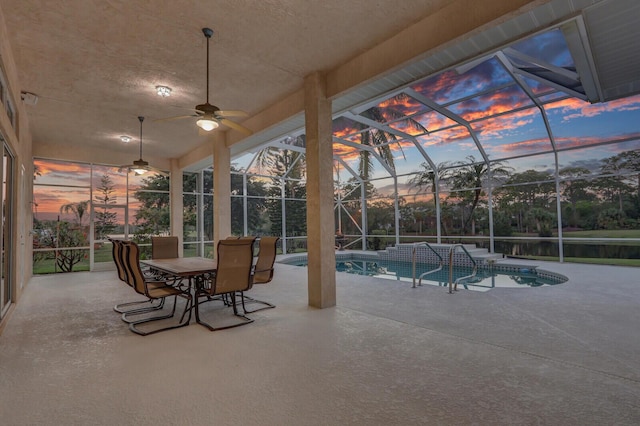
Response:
1,140,13,319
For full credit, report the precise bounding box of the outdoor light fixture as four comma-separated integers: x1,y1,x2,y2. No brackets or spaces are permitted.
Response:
132,165,148,175
156,85,172,97
120,135,131,143
118,116,167,176
196,113,219,131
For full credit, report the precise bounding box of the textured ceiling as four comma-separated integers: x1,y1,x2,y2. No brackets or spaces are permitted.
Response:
0,0,447,163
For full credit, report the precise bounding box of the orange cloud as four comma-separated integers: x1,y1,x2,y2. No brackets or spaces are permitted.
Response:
453,86,532,122
375,95,427,118
486,132,640,156
546,94,640,121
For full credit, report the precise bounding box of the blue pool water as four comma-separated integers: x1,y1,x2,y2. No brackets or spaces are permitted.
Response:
288,257,566,291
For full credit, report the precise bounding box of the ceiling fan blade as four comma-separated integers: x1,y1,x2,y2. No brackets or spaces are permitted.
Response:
154,114,196,122
219,118,253,136
145,166,169,176
216,110,248,117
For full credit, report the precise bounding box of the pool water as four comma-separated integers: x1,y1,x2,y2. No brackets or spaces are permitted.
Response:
290,258,564,291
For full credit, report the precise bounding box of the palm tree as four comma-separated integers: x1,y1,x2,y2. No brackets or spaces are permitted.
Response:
409,161,452,234
59,200,90,226
357,93,428,180
559,166,592,228
614,149,640,207
600,153,636,215
449,155,512,235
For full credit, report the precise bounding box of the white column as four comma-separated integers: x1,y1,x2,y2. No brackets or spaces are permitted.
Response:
169,159,184,257
304,72,336,309
213,138,231,249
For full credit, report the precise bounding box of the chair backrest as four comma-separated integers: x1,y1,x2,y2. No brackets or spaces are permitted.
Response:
122,241,148,296
210,238,256,295
253,237,279,284
110,238,128,283
151,236,179,259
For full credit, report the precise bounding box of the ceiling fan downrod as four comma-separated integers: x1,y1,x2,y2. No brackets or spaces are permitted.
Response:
202,28,213,105
138,116,145,159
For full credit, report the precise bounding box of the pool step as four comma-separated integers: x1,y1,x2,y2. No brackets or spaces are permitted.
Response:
379,243,504,267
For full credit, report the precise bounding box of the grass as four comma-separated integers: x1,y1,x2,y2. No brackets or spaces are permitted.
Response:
562,229,640,239
510,255,640,267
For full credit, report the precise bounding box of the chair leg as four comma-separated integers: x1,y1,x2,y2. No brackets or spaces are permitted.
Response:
114,298,165,315
240,292,276,314
195,291,253,331
127,293,192,336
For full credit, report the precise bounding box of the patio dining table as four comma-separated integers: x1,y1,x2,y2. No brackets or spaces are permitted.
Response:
141,257,217,316
141,257,217,282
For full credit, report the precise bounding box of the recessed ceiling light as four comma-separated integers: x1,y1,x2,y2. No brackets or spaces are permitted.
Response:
120,135,131,143
156,85,172,97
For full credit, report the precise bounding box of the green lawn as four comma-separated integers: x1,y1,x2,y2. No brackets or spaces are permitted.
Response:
511,255,640,267
562,229,640,238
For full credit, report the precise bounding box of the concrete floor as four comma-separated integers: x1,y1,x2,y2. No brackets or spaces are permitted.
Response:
1,259,639,425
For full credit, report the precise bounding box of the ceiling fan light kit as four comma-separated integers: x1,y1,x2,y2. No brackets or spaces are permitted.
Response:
196,113,219,131
132,163,148,175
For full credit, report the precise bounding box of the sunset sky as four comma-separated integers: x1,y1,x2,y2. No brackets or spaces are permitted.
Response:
327,27,640,183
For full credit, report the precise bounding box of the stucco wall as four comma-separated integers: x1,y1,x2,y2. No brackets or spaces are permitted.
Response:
0,5,35,319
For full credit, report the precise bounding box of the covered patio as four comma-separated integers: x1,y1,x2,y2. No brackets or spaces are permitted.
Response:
1,0,639,423
1,260,639,424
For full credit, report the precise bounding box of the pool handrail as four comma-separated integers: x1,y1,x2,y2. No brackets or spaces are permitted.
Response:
412,242,444,288
448,244,478,294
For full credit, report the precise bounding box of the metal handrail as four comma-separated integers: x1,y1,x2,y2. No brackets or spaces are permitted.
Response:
448,244,477,294
412,242,444,288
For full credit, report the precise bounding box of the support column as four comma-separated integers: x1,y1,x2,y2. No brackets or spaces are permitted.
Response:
304,72,336,309
213,138,232,249
169,159,184,257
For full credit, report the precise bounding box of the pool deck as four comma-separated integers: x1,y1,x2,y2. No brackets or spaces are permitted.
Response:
1,257,639,424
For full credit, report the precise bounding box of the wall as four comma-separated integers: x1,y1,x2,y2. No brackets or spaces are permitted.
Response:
0,6,35,326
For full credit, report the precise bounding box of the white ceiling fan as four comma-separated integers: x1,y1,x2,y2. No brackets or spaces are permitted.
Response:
119,116,167,176
157,28,252,135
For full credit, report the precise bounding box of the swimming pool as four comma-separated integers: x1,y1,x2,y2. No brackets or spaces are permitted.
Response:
282,256,567,291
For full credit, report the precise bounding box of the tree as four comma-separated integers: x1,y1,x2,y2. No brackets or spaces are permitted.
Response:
133,174,170,243
231,168,268,235
599,154,634,215
259,146,307,247
409,161,452,234
53,220,89,271
448,156,512,235
617,150,640,205
59,200,90,226
94,174,118,239
591,150,640,227
495,170,555,233
559,167,594,228
526,207,555,237
357,93,427,179
32,200,92,272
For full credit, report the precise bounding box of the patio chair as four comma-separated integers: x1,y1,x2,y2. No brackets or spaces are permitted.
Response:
194,238,256,331
242,236,279,313
111,238,165,315
122,240,193,336
150,236,184,286
151,236,179,259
